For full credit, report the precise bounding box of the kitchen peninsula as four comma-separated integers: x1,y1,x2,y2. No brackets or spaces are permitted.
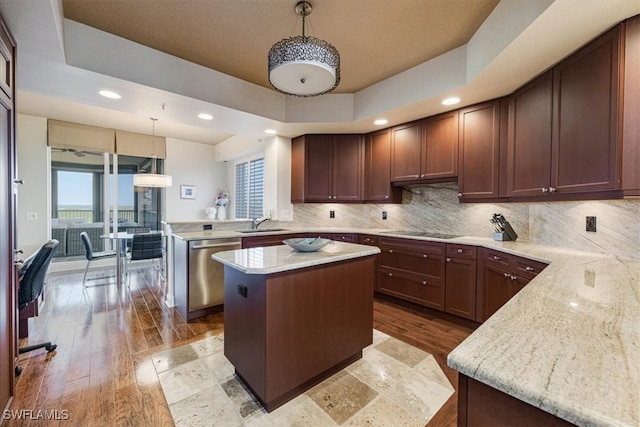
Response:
211,241,380,411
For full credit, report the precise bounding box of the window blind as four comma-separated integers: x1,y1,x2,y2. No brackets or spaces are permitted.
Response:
234,158,264,219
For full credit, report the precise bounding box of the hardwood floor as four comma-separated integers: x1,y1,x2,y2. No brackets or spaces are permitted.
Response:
7,265,472,426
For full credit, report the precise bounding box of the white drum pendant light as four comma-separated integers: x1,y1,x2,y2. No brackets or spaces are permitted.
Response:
133,117,172,188
268,1,340,97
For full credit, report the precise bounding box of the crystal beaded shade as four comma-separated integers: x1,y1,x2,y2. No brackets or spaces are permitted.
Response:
268,1,340,97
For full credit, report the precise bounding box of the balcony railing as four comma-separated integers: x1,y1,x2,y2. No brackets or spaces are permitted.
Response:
56,209,136,222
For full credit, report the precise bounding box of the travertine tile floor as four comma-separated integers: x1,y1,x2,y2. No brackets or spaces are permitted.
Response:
152,330,454,426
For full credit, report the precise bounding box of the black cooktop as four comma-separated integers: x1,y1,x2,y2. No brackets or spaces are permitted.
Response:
381,230,461,239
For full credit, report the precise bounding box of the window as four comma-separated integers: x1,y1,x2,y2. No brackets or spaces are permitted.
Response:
235,158,264,219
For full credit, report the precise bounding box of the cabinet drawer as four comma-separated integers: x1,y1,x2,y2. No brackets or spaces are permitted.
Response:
483,248,512,267
514,257,547,280
357,234,378,246
378,268,444,311
332,233,357,243
379,250,445,281
379,237,446,256
446,244,477,260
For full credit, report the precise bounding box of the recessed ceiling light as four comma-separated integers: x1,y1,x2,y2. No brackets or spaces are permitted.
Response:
264,129,277,135
198,113,213,120
99,90,121,99
374,119,388,126
442,97,460,106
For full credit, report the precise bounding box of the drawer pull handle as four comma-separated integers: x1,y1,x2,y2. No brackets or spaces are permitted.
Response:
504,272,511,278
388,273,393,277
511,274,517,280
422,281,427,285
493,256,500,260
389,249,394,253
422,254,428,258
525,266,534,272
457,249,463,254
446,258,451,262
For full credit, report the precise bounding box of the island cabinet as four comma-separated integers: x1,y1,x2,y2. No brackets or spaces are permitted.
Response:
219,245,377,412
242,233,307,249
377,237,446,310
444,244,477,320
290,134,364,203
457,100,503,201
365,129,402,203
476,248,548,322
390,112,459,185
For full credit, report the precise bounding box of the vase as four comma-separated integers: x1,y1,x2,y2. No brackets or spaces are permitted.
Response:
217,205,227,220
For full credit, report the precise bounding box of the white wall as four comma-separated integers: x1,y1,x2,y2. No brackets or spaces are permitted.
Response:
16,114,49,256
164,137,227,221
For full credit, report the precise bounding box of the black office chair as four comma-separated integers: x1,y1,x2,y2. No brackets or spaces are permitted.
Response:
126,232,165,281
16,239,59,376
80,231,117,287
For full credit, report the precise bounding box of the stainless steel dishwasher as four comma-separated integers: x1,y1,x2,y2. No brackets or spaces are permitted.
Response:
188,238,241,314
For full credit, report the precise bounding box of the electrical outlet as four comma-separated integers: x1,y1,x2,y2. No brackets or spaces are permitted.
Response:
329,210,335,219
586,216,596,232
382,211,387,220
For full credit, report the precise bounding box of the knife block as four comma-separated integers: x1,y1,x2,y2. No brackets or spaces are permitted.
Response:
493,221,518,241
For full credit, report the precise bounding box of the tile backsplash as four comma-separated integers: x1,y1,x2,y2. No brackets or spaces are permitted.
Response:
291,183,640,260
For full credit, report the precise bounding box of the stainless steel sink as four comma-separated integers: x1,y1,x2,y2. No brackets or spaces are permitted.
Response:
237,228,287,233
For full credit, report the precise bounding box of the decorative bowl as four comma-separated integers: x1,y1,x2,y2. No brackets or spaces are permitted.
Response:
283,237,331,252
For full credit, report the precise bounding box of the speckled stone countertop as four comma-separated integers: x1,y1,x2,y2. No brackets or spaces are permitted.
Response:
445,242,640,427
176,227,639,426
210,241,380,274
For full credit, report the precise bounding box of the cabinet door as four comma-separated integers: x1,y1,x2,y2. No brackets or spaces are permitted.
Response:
458,101,501,200
333,134,364,201
478,263,512,322
507,71,553,197
622,15,640,194
304,135,333,202
552,26,621,194
390,121,422,182
378,268,445,311
445,256,477,320
365,129,401,202
423,111,459,180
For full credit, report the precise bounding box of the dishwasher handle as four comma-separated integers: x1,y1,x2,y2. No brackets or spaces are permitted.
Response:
191,242,242,250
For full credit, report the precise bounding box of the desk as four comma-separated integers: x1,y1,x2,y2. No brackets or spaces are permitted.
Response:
101,231,163,286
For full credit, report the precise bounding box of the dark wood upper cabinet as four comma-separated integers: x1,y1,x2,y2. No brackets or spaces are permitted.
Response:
507,71,554,197
623,15,640,195
423,110,459,180
390,121,422,182
551,25,622,194
390,114,459,184
458,100,501,200
291,134,364,203
365,129,401,203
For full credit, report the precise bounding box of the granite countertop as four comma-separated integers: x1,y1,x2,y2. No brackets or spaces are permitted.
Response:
175,226,638,426
446,247,639,427
211,241,380,274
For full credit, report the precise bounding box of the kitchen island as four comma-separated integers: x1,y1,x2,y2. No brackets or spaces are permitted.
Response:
211,241,380,411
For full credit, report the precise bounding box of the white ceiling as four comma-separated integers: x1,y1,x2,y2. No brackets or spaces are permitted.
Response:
1,0,639,150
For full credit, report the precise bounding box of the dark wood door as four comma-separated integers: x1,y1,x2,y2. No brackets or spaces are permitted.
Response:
507,71,553,197
478,263,512,322
332,134,364,202
423,111,459,180
552,25,621,194
445,256,477,320
303,135,333,201
622,15,640,195
390,121,422,182
365,129,401,202
0,16,15,414
458,101,501,200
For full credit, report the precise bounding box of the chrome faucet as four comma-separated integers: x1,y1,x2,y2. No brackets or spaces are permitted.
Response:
251,217,271,230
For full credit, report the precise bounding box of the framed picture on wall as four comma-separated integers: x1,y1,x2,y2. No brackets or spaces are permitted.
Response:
180,185,196,199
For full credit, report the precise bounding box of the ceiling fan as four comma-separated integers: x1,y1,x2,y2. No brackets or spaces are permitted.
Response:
51,147,101,157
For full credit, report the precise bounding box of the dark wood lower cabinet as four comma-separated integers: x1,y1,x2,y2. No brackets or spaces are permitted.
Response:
444,244,477,320
241,233,307,248
223,257,375,411
458,374,575,426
